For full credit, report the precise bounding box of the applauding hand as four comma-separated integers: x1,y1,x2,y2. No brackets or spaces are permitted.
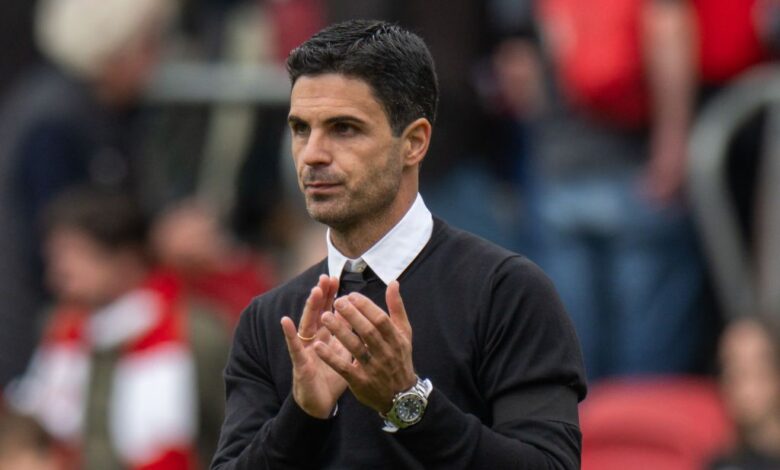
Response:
281,274,350,418
314,280,417,414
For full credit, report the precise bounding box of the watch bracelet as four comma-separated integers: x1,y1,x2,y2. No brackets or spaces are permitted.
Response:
381,377,433,433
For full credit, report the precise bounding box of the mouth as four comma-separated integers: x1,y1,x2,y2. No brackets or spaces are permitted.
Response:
304,182,343,195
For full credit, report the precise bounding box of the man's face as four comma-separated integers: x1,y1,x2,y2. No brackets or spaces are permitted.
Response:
288,74,404,230
44,227,130,307
101,25,163,105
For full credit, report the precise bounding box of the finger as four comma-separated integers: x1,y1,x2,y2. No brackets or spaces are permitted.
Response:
299,284,325,337
281,316,307,368
323,276,339,313
334,295,377,336
316,273,330,295
334,295,391,353
321,311,368,360
314,341,357,381
386,281,412,337
345,292,399,342
328,331,354,362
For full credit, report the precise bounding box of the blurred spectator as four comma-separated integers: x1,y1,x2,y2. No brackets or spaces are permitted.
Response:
494,0,706,380
710,317,780,469
0,406,66,470
6,188,229,470
151,199,276,326
0,0,177,387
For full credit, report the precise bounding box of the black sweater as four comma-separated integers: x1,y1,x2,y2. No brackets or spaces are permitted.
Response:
212,219,587,469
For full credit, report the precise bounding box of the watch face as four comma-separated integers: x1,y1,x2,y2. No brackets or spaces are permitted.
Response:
396,394,424,423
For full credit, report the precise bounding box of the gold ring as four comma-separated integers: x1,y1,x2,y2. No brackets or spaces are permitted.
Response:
297,331,316,342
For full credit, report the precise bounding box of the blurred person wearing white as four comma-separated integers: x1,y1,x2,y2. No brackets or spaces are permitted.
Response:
0,0,176,388
6,188,228,470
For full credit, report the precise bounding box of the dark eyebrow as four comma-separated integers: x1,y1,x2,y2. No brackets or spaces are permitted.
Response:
288,114,367,129
323,115,366,127
288,115,307,126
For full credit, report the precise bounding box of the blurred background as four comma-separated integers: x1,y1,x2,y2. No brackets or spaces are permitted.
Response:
0,0,779,468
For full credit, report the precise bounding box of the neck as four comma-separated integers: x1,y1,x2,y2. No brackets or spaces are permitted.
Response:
330,190,417,259
91,263,149,309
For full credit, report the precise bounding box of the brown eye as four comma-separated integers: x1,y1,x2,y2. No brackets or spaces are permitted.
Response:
291,122,310,136
333,122,356,136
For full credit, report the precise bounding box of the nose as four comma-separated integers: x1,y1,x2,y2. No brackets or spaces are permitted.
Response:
298,129,332,167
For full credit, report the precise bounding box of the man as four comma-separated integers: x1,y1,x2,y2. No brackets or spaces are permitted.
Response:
212,20,586,469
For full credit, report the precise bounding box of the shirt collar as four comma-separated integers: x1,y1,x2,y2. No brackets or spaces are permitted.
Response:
327,193,433,285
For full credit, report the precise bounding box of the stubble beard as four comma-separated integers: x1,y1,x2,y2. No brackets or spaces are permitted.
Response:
306,160,403,234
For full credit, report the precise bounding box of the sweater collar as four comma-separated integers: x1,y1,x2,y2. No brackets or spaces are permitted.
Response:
327,193,433,285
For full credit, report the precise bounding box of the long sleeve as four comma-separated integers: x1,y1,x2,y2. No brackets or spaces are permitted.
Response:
210,300,335,470
395,387,581,469
393,256,585,469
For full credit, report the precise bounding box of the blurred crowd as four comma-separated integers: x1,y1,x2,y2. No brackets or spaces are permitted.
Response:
0,0,780,468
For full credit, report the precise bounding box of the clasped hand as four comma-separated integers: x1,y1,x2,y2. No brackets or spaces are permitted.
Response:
281,274,417,418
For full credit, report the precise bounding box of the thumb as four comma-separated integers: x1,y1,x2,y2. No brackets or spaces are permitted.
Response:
386,280,411,337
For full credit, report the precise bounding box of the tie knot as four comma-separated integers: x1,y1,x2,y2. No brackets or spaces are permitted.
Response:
338,266,377,295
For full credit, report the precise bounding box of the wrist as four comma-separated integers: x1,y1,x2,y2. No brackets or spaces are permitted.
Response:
380,376,433,433
293,390,338,419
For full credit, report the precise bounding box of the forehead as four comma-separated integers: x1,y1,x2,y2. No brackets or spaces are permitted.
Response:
47,226,99,247
289,73,388,124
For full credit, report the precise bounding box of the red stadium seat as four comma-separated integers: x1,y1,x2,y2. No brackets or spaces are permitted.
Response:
581,377,734,470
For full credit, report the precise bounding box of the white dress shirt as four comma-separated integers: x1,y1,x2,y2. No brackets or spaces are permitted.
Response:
327,193,434,284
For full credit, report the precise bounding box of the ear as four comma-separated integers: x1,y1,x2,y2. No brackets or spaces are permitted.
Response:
400,118,432,167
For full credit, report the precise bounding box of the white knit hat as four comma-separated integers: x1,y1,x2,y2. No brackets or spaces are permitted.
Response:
35,0,178,79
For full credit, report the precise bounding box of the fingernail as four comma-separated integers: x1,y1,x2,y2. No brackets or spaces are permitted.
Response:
321,312,332,323
334,298,346,310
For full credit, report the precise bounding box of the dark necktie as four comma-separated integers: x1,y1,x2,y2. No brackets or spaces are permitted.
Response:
338,267,375,296
337,266,387,313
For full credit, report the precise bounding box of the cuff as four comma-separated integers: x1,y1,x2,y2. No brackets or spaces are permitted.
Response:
264,394,336,459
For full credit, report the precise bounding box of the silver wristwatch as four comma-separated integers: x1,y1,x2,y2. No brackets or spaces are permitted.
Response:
381,377,433,433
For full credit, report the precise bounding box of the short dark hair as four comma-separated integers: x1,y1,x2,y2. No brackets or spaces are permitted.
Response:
287,19,439,136
43,186,149,251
